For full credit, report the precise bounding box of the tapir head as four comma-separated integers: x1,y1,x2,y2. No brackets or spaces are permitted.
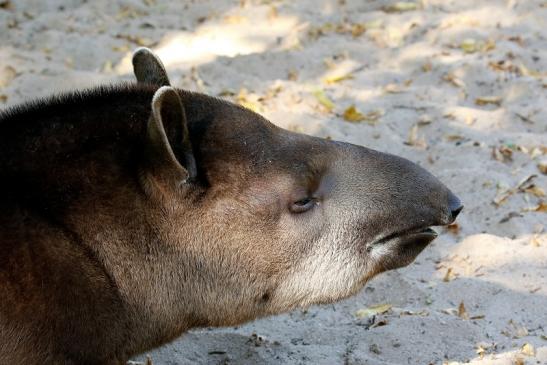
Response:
132,48,462,322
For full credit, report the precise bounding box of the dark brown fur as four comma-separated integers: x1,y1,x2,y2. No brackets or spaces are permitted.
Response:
0,51,461,364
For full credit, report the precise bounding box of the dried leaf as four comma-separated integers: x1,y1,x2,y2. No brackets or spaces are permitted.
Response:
524,201,547,213
443,73,465,88
445,134,465,142
351,23,366,37
458,301,469,319
312,89,335,112
538,160,547,174
492,145,513,163
324,73,354,84
384,2,418,13
520,343,535,356
475,96,502,106
0,66,16,88
343,105,384,124
418,114,432,126
443,267,454,282
460,38,478,53
524,186,545,197
287,69,298,81
355,303,392,318
405,124,427,149
343,105,365,122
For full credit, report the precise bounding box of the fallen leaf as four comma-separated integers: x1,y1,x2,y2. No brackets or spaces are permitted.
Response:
475,96,502,106
287,69,298,81
461,38,478,53
343,105,366,122
492,145,513,163
445,134,465,142
520,343,535,356
458,301,469,319
443,267,454,282
524,201,547,213
0,65,16,88
355,303,392,318
405,124,427,149
538,160,547,174
524,185,545,197
324,73,354,84
384,2,418,12
351,23,366,37
417,115,432,126
443,73,465,88
312,89,335,112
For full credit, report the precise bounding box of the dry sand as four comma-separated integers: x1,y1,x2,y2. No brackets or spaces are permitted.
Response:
1,0,546,364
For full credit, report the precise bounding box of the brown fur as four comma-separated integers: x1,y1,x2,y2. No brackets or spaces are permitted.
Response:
0,52,461,364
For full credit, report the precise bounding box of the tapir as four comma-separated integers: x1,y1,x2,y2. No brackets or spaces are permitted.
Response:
0,48,462,364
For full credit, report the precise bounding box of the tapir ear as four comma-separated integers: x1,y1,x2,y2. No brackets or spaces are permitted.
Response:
145,86,197,186
132,47,171,86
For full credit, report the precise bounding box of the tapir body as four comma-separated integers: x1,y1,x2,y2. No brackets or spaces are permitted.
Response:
0,49,461,364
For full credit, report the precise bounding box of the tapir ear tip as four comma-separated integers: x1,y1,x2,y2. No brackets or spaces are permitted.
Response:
152,86,179,105
133,47,153,59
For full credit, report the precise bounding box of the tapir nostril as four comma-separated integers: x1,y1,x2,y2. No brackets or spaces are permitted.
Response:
451,205,463,220
447,194,463,221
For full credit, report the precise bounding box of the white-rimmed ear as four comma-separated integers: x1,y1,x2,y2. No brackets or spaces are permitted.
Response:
132,47,171,86
145,86,197,187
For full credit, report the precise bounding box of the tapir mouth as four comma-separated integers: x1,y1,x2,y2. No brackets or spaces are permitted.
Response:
376,226,438,247
396,227,438,249
370,226,439,270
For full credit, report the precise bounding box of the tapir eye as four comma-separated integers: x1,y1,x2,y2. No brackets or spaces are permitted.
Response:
290,197,317,214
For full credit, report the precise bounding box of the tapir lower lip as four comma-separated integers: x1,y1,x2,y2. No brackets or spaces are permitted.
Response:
376,226,438,246
394,227,438,252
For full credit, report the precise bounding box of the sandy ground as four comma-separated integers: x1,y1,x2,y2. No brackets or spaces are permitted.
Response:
1,0,546,364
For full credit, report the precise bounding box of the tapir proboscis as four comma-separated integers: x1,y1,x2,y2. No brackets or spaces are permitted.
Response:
0,48,462,365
